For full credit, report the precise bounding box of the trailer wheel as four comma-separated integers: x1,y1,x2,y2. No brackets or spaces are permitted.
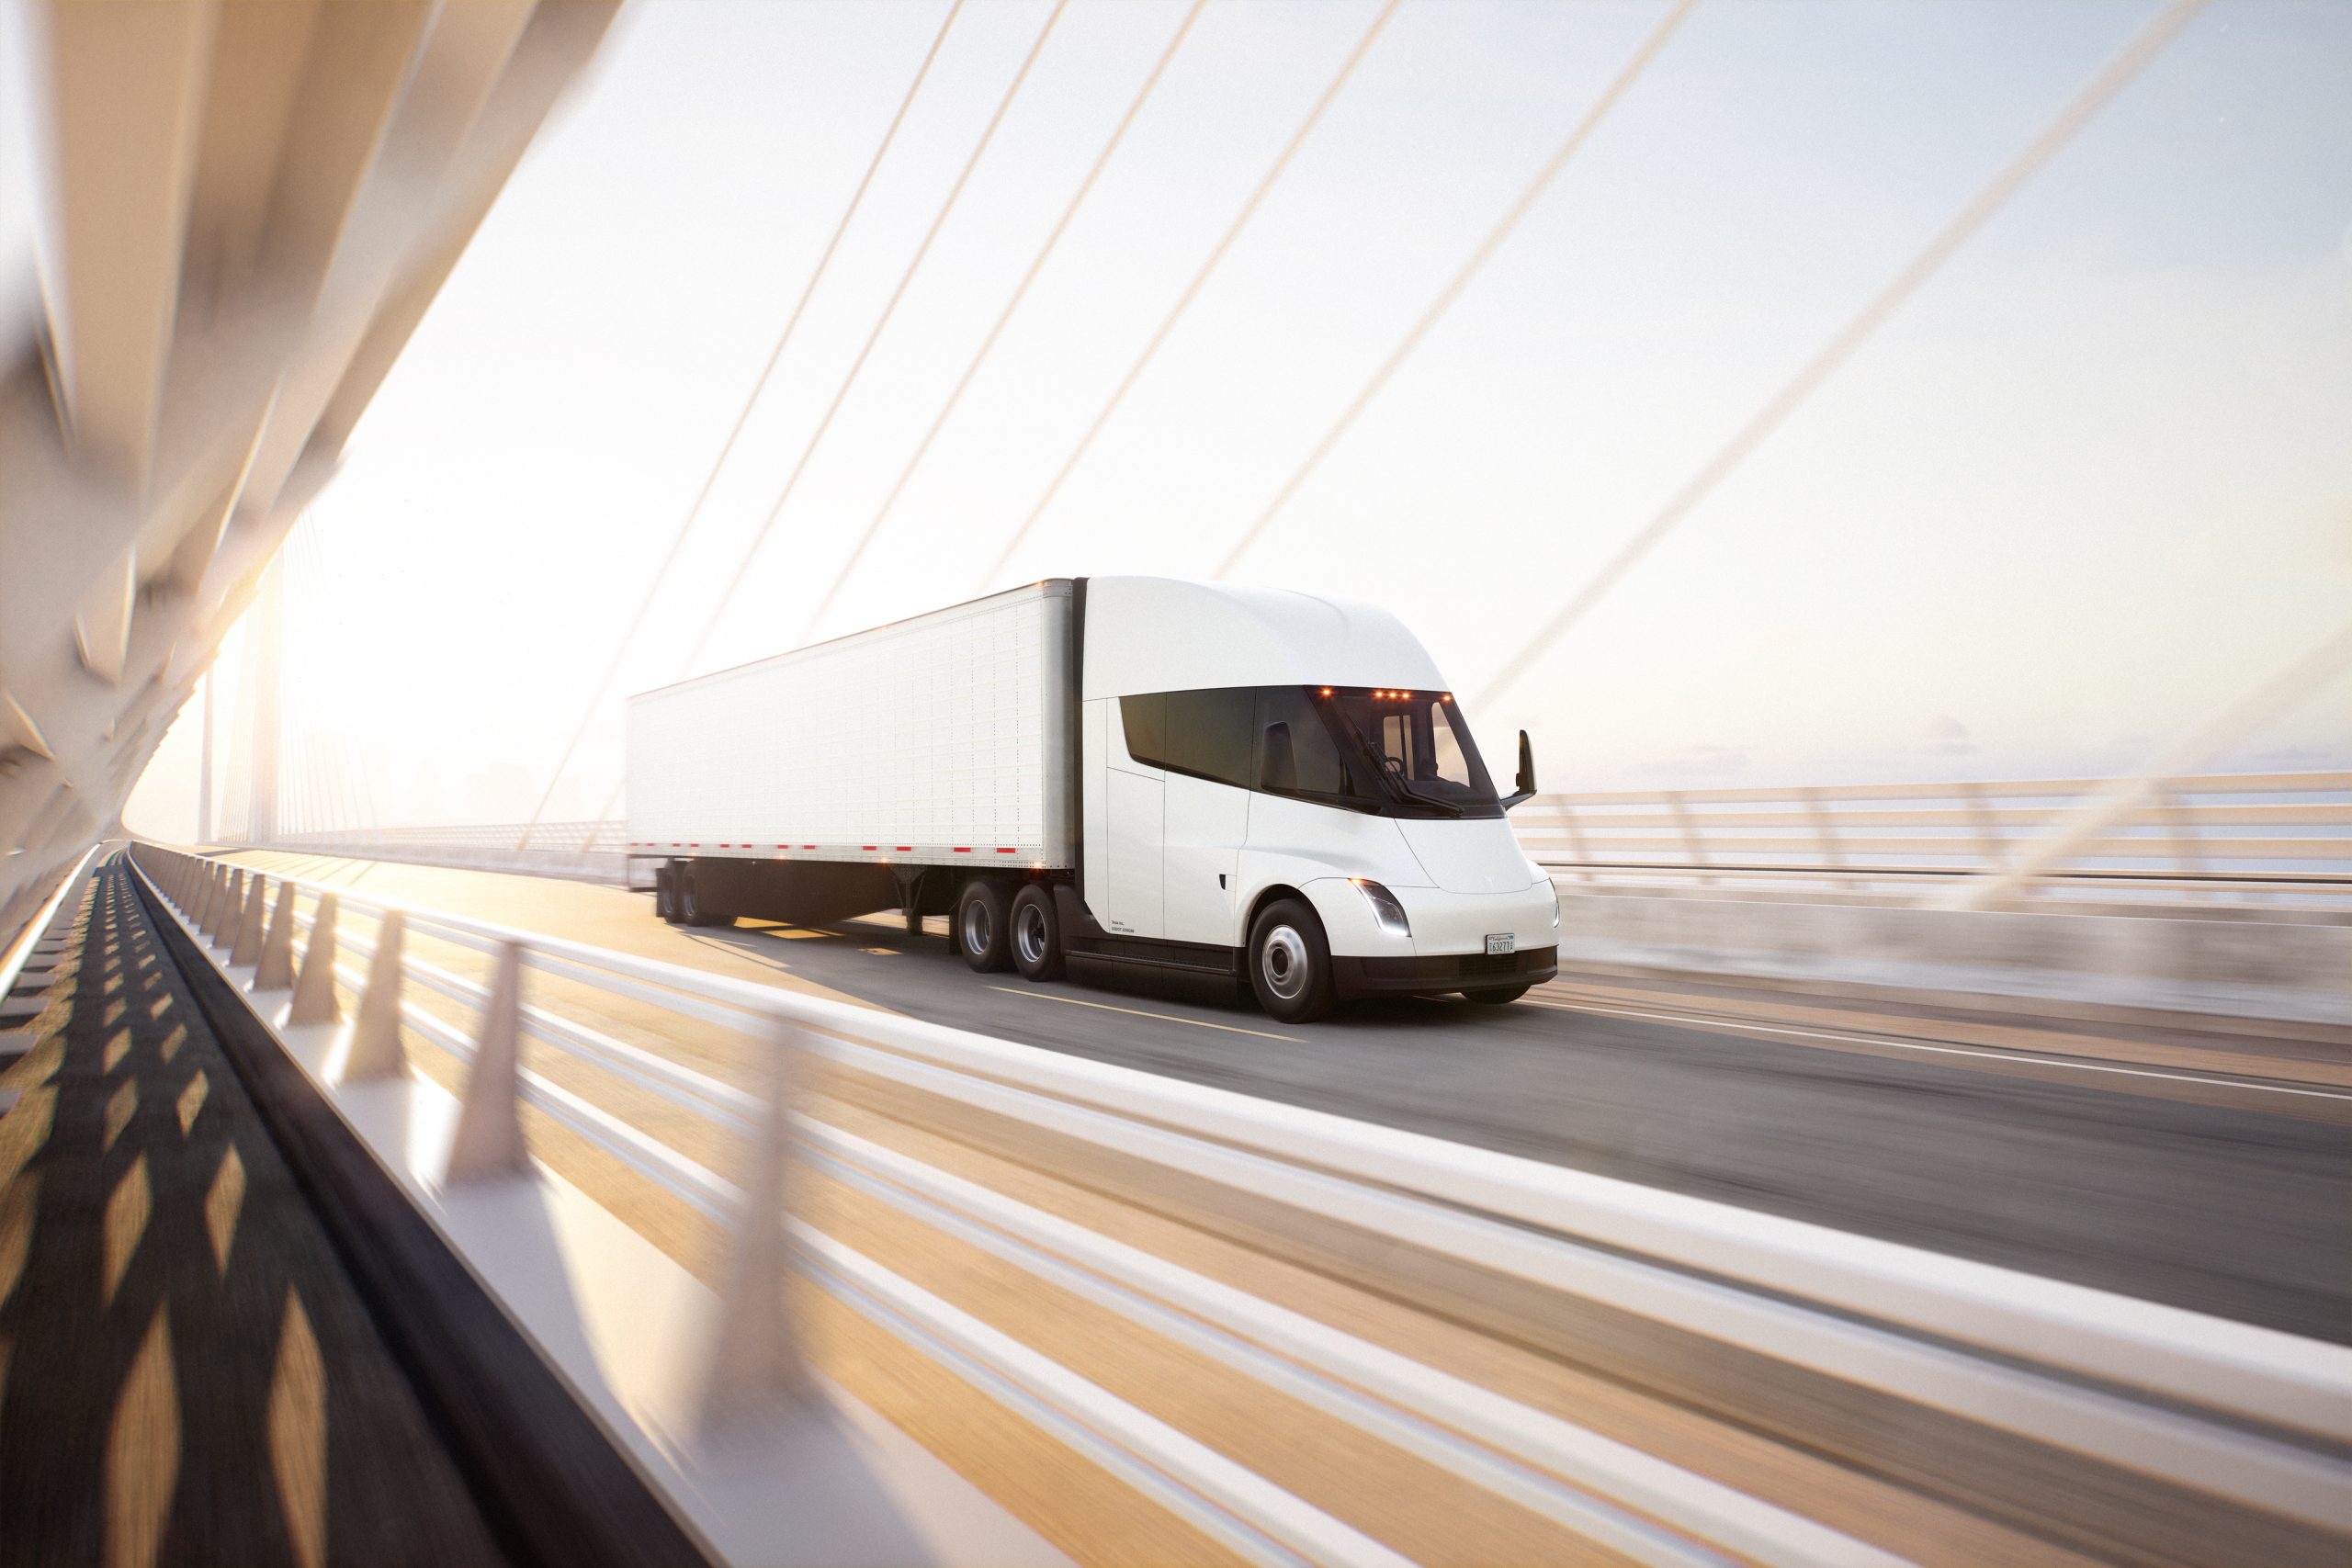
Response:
654,868,680,923
1010,885,1063,982
1248,898,1334,1023
679,873,736,930
956,880,1012,973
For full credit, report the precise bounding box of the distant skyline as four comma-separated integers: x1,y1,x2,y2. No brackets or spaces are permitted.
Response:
48,0,2339,838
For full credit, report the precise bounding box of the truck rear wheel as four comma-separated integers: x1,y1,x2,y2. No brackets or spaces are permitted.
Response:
679,872,736,930
654,867,680,923
956,880,1012,973
1249,898,1334,1023
1010,885,1063,982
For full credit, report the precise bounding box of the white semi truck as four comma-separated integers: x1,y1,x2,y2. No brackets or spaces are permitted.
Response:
623,577,1557,1021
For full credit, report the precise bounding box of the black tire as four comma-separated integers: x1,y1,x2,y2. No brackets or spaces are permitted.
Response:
1248,898,1335,1023
1462,983,1531,1006
654,867,681,924
1010,885,1064,982
956,880,1012,973
678,872,736,930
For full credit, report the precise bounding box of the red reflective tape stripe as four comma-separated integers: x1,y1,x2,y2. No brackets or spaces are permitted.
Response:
996,847,1018,854
802,844,817,850
862,846,877,852
952,847,971,852
896,846,911,852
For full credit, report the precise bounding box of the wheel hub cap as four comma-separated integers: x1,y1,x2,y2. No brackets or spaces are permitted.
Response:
1262,925,1308,1000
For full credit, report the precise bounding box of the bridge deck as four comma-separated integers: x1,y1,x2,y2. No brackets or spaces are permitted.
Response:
0,859,506,1568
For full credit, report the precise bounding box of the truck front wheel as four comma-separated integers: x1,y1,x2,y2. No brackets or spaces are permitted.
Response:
1249,898,1334,1023
956,880,1012,973
1010,885,1064,981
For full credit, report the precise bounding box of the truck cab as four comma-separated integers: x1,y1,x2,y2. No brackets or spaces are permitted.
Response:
1062,578,1558,1021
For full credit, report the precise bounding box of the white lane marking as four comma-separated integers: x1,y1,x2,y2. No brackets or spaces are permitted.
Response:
1526,996,2352,1102
988,986,1304,1043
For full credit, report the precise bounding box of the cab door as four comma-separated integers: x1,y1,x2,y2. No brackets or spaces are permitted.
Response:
1159,688,1253,946
1085,694,1164,938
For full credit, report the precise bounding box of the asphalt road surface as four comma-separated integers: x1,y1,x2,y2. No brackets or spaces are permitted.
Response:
694,911,2352,1345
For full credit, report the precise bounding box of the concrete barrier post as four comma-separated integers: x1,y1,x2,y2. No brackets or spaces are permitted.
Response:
254,881,298,989
288,894,342,1026
444,942,528,1183
230,874,267,966
343,910,407,1080
210,869,243,942
697,1024,815,1432
215,868,238,938
193,865,218,932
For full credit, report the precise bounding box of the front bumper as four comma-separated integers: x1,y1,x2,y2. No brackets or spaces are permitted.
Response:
1333,944,1558,998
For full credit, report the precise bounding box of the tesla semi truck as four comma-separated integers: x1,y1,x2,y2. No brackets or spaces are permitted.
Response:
623,577,1558,1021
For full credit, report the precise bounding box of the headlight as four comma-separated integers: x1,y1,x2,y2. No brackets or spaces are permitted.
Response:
1351,878,1411,939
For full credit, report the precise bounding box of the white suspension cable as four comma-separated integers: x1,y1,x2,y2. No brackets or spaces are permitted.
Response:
1472,0,2210,712
975,0,1405,592
515,0,969,850
678,0,1074,678
1211,0,1698,581
800,0,1211,643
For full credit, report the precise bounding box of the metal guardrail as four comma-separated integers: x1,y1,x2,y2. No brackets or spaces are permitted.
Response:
127,844,2352,1563
1520,770,2352,907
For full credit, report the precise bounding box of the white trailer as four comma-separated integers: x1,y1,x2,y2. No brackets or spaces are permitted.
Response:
626,577,1558,1021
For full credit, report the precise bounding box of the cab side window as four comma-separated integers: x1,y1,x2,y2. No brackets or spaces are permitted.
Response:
1117,693,1164,769
1120,688,1252,788
1253,686,1351,799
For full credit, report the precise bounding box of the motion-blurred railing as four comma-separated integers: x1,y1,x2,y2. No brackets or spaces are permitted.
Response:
1519,770,2352,908
128,844,2352,1566
260,820,627,880
243,770,2352,913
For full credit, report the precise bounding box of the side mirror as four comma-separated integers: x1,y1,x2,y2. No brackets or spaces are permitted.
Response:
1501,729,1536,811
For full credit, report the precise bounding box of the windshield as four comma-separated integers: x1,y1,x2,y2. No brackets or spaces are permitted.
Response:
1321,687,1500,817
1118,684,1501,819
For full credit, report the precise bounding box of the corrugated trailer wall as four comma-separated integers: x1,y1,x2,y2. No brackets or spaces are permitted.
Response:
624,582,1074,869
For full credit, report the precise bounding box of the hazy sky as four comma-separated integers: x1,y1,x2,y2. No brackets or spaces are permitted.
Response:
75,0,2349,837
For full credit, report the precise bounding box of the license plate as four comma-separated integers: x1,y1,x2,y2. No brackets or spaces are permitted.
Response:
1484,933,1515,956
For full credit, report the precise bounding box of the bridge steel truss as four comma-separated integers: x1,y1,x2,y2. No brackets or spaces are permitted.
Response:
0,0,619,953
